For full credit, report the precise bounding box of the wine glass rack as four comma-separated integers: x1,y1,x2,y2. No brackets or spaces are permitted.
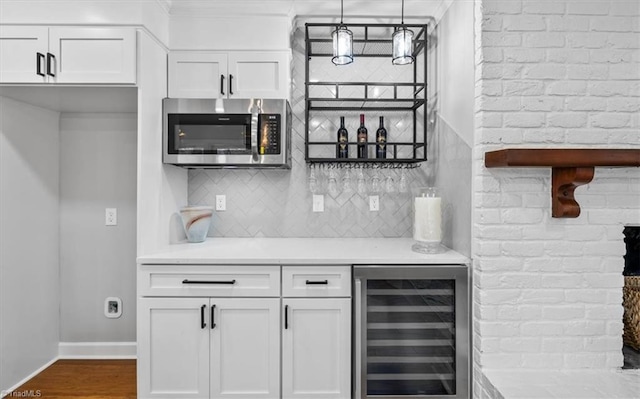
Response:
304,22,431,164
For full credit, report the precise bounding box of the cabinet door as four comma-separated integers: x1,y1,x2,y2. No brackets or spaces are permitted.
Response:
48,27,136,84
210,298,280,398
227,51,289,99
138,298,209,399
282,299,351,399
0,26,48,83
168,52,228,99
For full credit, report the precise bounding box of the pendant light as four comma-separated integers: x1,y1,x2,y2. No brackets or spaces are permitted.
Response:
332,0,353,65
392,0,415,65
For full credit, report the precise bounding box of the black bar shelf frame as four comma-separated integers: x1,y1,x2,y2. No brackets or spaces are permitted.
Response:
304,22,431,165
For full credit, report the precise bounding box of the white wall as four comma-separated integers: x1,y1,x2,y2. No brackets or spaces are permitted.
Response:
0,0,170,46
430,0,475,257
170,15,292,50
0,96,60,392
136,30,187,255
59,113,137,343
473,1,640,395
438,0,475,148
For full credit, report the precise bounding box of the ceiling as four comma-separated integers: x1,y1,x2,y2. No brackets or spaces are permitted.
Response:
163,0,450,19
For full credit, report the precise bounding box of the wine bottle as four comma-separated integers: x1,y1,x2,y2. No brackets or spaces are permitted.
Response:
336,116,349,158
376,116,387,159
357,114,368,159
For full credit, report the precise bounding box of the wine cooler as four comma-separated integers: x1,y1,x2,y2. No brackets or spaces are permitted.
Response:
354,265,469,399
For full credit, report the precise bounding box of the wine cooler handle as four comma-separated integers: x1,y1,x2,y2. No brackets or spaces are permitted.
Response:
354,279,362,399
36,53,45,77
284,304,289,329
220,74,225,96
200,304,207,329
211,304,216,329
229,74,234,95
306,280,329,285
46,53,55,77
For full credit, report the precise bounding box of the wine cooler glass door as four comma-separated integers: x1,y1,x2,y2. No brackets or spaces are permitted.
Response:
354,266,469,399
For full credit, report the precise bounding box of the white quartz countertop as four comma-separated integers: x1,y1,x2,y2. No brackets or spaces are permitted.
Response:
137,237,469,265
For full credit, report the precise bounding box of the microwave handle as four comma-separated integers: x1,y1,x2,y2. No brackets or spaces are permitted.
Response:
250,106,259,161
354,278,362,399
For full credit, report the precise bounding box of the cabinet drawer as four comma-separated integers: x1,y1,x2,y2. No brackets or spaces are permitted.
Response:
282,266,351,297
139,265,280,297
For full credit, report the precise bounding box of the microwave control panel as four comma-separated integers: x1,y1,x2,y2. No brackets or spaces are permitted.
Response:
258,114,281,155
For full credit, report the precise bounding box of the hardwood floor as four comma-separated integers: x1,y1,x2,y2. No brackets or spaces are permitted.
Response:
9,360,136,399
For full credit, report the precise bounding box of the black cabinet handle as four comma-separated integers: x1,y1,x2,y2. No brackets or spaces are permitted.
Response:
200,304,207,329
306,280,329,285
36,53,45,77
211,304,216,329
182,279,236,285
220,74,225,96
229,74,234,95
46,53,55,77
284,304,289,329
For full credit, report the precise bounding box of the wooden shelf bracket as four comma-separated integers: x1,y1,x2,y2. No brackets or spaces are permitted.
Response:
485,149,640,218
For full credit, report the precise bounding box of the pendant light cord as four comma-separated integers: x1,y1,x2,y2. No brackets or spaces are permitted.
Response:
401,0,405,24
340,0,344,24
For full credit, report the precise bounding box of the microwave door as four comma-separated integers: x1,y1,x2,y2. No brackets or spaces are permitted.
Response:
167,114,251,156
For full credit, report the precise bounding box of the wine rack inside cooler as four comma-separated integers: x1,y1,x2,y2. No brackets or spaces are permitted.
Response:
366,279,455,395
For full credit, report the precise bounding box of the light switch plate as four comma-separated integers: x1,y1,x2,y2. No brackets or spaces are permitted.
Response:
369,196,379,211
216,195,226,211
313,194,324,212
105,208,117,225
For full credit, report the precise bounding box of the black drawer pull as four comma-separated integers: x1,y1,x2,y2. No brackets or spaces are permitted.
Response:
211,304,216,329
200,304,206,329
46,52,55,77
220,74,225,96
306,280,329,285
284,304,289,329
182,279,236,285
36,52,45,77
229,74,234,95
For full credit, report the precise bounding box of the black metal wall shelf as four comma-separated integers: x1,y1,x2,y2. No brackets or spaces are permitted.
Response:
304,22,430,164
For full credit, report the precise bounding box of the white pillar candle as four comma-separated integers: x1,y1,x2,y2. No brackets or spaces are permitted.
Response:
413,196,442,242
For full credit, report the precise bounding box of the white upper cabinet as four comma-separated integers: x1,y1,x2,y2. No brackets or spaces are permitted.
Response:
49,27,136,84
0,26,48,83
168,51,290,99
227,52,289,99
168,52,228,99
0,26,136,84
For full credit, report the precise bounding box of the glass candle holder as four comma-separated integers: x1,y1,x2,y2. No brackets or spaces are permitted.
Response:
412,187,444,254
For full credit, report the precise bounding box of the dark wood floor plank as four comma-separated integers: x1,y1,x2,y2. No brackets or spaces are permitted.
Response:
10,360,136,398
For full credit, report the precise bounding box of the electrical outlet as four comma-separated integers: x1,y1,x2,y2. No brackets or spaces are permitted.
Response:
105,208,117,226
104,297,122,319
369,195,380,211
312,194,324,212
215,195,226,211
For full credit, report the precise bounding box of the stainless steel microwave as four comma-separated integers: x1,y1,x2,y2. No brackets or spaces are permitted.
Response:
163,98,291,168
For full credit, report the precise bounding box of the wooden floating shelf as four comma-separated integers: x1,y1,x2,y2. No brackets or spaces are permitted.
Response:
485,149,640,218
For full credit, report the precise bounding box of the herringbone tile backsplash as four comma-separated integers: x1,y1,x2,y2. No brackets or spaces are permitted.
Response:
188,27,432,237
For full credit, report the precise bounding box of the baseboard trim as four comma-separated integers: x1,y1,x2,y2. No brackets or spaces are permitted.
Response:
58,342,137,359
1,356,58,398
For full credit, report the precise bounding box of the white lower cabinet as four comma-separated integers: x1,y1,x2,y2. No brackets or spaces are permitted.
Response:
138,297,280,399
282,299,351,399
138,265,351,399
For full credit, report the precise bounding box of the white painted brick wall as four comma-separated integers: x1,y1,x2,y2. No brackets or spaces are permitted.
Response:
474,0,640,396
